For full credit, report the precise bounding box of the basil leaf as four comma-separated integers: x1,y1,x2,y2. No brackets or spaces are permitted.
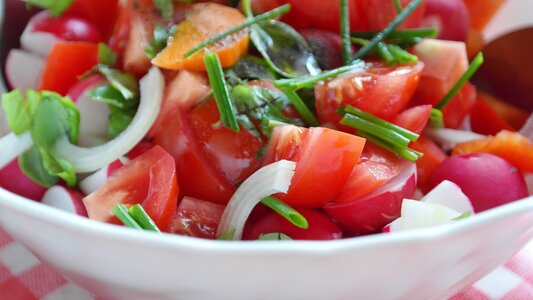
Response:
108,106,135,139
98,43,117,67
153,0,174,20
86,84,131,109
1,90,31,135
250,20,321,78
145,25,177,59
19,147,58,188
226,56,278,84
40,149,77,187
39,92,80,144
97,66,139,100
26,0,74,16
258,233,292,240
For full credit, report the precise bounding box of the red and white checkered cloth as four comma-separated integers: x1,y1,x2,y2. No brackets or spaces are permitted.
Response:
2,226,533,300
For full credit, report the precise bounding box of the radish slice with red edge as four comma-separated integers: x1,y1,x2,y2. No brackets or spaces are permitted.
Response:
52,67,164,173
217,160,296,240
425,128,486,151
5,49,45,90
20,11,63,58
41,185,87,217
79,158,128,195
0,132,32,169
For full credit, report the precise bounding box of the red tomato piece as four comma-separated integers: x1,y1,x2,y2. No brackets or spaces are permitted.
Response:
463,0,505,31
169,196,225,239
421,0,469,41
38,42,98,95
32,12,103,43
66,0,119,38
154,109,236,205
127,140,155,160
333,142,403,203
470,99,515,135
82,146,179,232
315,61,424,128
410,135,448,192
392,104,432,134
243,208,342,240
188,99,265,185
263,125,365,208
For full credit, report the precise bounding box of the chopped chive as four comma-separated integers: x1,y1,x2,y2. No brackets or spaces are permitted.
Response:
352,0,424,60
274,60,365,90
436,52,484,110
341,114,411,148
258,233,293,240
128,204,161,233
204,51,240,132
393,0,403,13
351,28,438,40
452,211,472,221
242,0,254,18
183,4,291,58
268,119,291,130
386,44,418,64
429,108,445,128
341,105,419,141
357,131,423,162
376,42,396,65
350,37,369,46
280,89,319,126
217,230,236,240
261,196,309,229
340,0,352,65
113,204,142,230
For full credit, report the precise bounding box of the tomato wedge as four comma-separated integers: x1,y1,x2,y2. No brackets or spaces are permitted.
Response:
83,146,179,232
315,61,423,128
38,42,98,95
470,99,514,135
392,104,432,134
169,196,225,239
410,135,448,192
152,3,249,71
66,0,119,38
263,125,366,208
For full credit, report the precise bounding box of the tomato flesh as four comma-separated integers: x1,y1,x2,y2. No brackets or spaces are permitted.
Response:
82,146,179,232
32,12,103,43
169,196,225,239
392,104,432,134
66,0,119,38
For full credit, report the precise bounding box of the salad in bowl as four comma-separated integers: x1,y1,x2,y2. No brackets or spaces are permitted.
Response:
0,0,532,299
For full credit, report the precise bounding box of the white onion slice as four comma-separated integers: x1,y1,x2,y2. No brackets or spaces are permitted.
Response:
422,180,473,213
53,67,164,173
0,132,33,169
519,113,533,142
41,185,87,217
425,128,486,151
217,160,297,240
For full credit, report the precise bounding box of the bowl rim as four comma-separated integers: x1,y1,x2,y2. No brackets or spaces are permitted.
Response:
2,186,533,254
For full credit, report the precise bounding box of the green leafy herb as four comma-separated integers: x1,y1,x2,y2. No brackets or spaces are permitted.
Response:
357,131,422,162
204,51,240,132
393,0,403,13
436,52,484,110
225,56,278,85
352,0,424,60
1,90,31,135
452,211,472,221
429,108,445,128
145,25,177,59
281,89,319,126
261,196,308,229
341,114,411,148
98,43,117,67
25,0,74,16
96,65,139,101
19,147,58,188
217,230,236,240
340,0,352,65
258,233,292,240
184,4,291,58
108,106,135,139
113,205,142,229
128,204,161,233
153,0,174,20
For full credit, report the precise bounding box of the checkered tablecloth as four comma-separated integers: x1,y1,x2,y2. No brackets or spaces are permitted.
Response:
2,226,533,300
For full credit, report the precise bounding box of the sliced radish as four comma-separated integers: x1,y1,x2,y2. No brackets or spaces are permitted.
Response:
79,158,128,195
425,128,486,151
217,160,297,240
0,159,47,201
524,173,533,196
52,67,164,173
5,49,45,90
422,180,473,213
324,162,417,234
67,75,109,147
41,185,87,217
20,11,63,58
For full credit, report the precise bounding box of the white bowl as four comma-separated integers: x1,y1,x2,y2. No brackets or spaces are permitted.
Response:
1,1,533,300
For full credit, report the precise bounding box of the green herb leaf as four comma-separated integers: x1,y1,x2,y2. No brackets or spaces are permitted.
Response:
19,147,58,188
393,0,403,13
258,233,292,240
25,0,74,16
86,84,130,108
113,204,143,229
225,55,278,84
436,52,484,110
128,204,161,233
1,89,31,135
40,149,77,187
260,196,308,229
145,25,177,59
108,106,135,139
98,43,117,67
153,0,174,20
217,230,236,240
97,65,139,100
351,28,438,40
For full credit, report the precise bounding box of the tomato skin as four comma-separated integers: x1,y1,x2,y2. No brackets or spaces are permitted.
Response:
38,42,99,95
333,142,403,203
315,61,423,129
169,196,225,239
243,208,342,240
188,99,265,185
264,126,365,208
392,104,432,134
66,0,119,38
154,109,235,205
82,146,179,232
470,99,514,135
32,12,103,43
410,135,448,192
